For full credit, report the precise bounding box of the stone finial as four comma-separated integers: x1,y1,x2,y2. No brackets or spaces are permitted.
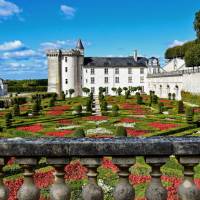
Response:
113,157,135,200
178,157,200,200
145,157,168,200
16,158,40,200
81,158,103,200
47,158,71,200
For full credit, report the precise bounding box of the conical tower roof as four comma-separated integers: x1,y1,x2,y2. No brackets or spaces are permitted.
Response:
76,39,84,50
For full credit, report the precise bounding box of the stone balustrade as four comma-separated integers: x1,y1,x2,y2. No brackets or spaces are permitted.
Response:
0,137,200,199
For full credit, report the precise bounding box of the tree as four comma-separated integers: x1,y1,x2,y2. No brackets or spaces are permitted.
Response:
194,10,200,41
61,91,65,101
5,112,12,128
49,98,55,107
117,87,122,96
111,87,117,95
69,89,75,98
123,87,128,92
177,100,184,114
86,100,92,112
32,102,39,116
82,87,90,96
158,102,164,114
185,44,200,67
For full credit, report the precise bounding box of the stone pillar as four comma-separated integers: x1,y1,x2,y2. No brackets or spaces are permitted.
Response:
145,157,168,200
178,157,200,200
113,157,135,200
16,158,40,200
0,158,8,200
47,158,71,200
81,158,103,200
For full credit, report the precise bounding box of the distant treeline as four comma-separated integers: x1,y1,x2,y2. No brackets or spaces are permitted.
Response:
7,79,48,93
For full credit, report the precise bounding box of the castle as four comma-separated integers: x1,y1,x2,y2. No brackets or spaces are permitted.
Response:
47,39,200,99
47,39,159,97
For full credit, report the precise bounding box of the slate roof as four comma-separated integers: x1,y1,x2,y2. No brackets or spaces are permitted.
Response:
84,57,148,68
76,39,84,50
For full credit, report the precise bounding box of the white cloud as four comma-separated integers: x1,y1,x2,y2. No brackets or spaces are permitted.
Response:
169,40,187,48
0,0,22,19
60,5,76,18
0,40,24,51
2,49,37,59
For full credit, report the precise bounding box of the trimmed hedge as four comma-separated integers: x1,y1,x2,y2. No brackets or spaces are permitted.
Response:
181,91,200,106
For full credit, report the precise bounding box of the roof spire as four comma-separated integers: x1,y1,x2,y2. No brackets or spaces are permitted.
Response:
76,39,84,50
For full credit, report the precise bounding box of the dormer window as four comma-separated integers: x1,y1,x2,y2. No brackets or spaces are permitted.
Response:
65,57,68,62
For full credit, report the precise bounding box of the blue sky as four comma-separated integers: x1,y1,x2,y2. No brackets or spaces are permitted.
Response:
0,0,199,79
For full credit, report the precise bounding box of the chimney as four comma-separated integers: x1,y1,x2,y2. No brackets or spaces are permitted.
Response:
133,50,137,61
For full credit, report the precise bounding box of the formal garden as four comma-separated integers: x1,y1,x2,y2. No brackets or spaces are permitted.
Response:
0,88,200,200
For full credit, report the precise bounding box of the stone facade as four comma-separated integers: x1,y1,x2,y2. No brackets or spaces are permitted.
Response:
47,39,159,97
0,79,7,96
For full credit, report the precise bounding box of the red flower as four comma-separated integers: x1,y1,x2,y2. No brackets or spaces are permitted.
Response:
47,110,64,116
58,119,72,125
129,175,151,185
101,158,119,173
126,129,148,136
148,122,179,131
45,130,74,137
120,118,138,123
47,105,71,116
16,124,43,133
84,116,108,121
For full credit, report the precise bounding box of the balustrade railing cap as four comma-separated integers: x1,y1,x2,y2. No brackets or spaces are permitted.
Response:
0,137,199,157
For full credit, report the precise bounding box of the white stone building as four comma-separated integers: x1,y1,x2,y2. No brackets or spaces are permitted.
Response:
0,79,7,96
47,39,159,97
147,58,200,100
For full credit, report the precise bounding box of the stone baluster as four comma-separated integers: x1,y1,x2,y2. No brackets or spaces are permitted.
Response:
47,158,71,200
178,156,200,200
16,158,40,200
81,158,103,200
0,158,8,200
113,157,135,200
145,157,168,200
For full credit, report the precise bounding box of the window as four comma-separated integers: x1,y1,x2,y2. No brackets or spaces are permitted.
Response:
65,57,68,62
104,68,108,74
65,79,68,84
140,76,144,83
115,68,119,74
65,67,68,72
66,90,68,95
104,77,109,84
115,77,119,83
91,87,95,94
140,68,144,74
128,68,132,74
91,77,95,84
105,87,109,95
85,79,88,84
128,77,132,83
91,68,95,75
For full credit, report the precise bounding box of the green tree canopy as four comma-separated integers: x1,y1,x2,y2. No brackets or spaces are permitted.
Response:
194,10,200,41
185,44,200,67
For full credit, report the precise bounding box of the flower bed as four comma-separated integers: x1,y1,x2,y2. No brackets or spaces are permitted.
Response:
16,124,43,133
194,108,200,113
148,122,179,131
120,118,138,123
45,130,74,137
84,116,108,121
47,105,71,116
58,119,73,125
47,110,64,116
126,129,149,137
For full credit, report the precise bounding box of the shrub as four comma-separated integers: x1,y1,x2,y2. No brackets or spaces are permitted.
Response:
125,90,130,99
116,126,127,137
117,87,122,96
172,93,176,100
13,104,20,116
177,101,184,114
136,94,143,105
112,104,119,117
32,102,39,116
168,93,172,100
152,95,158,104
74,105,82,115
61,91,66,100
186,107,194,124
69,89,75,98
49,98,55,107
5,113,12,128
86,100,92,112
158,102,164,114
74,129,85,138
101,100,108,111
82,87,90,96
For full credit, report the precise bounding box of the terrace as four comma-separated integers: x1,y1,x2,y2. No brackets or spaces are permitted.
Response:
0,137,199,200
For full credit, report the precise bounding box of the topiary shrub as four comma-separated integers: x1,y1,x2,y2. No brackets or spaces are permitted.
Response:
186,107,194,124
136,94,143,105
158,102,164,114
74,129,85,138
112,104,119,117
13,104,20,116
172,93,176,100
49,98,55,107
101,100,108,111
117,88,122,96
86,100,92,112
5,112,12,128
32,102,39,116
125,90,130,99
168,93,172,100
177,101,184,114
116,126,127,137
74,105,82,116
61,91,66,101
